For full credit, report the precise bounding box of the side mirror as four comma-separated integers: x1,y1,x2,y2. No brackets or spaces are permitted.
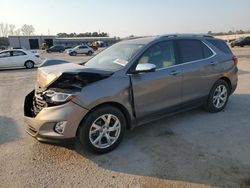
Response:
135,63,156,73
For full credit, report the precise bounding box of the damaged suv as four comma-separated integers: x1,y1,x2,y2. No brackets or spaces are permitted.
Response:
24,34,238,153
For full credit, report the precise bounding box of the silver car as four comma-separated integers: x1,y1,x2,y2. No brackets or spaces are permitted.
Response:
24,34,238,153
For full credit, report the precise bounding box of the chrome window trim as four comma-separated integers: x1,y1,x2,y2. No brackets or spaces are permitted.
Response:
152,41,216,71
127,39,217,74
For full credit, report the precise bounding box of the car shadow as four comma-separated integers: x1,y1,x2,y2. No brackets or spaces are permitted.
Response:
0,116,22,144
238,68,250,75
51,93,250,187
0,67,38,73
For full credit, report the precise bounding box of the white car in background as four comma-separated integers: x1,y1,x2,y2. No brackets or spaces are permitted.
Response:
66,45,94,56
0,49,42,69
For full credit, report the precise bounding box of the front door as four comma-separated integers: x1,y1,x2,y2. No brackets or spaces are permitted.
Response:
0,51,11,68
130,40,182,123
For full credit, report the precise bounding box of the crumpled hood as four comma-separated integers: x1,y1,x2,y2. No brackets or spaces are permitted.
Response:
37,62,113,88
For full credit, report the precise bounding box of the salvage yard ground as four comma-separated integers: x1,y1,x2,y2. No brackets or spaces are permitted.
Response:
0,47,250,188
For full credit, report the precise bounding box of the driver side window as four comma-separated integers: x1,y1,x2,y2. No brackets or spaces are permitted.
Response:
137,41,176,69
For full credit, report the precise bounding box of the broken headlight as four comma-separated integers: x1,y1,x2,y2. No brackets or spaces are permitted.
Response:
43,90,76,104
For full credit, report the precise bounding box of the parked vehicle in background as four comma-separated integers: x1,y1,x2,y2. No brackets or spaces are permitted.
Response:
66,45,94,56
0,49,42,69
46,45,65,53
41,42,49,50
24,34,238,153
89,45,98,51
231,37,250,47
0,46,6,50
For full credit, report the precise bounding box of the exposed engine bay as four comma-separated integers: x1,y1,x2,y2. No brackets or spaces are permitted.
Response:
26,60,113,117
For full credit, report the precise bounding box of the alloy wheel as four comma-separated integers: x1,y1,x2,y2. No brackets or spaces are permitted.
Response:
26,61,34,68
213,85,228,109
89,114,121,149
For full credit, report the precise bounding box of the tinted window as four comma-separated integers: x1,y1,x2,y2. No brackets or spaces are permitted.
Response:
202,43,213,58
79,46,87,49
51,46,62,49
137,41,176,69
12,51,26,56
177,39,204,63
207,39,232,54
0,51,11,58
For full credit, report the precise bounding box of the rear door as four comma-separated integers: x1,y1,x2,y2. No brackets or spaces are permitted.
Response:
78,46,88,53
176,39,216,104
0,51,12,68
130,40,182,123
10,50,28,67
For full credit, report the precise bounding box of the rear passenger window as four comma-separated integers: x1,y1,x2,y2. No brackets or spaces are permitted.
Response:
177,39,204,63
206,39,232,54
12,51,26,56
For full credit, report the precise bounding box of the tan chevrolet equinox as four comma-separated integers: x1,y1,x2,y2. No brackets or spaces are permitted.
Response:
24,34,238,153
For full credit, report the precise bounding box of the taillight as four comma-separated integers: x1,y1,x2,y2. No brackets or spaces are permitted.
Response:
35,55,40,58
232,56,238,65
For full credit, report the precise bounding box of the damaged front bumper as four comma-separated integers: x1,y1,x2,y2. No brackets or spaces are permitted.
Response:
24,90,89,142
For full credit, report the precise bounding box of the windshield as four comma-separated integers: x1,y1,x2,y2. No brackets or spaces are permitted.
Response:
84,43,144,70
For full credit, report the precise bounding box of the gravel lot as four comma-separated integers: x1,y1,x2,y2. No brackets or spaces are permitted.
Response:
0,47,250,188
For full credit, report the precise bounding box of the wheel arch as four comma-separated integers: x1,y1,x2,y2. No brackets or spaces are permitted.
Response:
24,60,35,67
218,77,232,94
76,102,133,137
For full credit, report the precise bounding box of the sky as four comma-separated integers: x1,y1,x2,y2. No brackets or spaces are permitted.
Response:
1,0,250,37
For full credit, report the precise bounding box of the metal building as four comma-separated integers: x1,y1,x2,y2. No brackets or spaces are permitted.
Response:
8,35,55,49
8,36,117,49
54,37,117,47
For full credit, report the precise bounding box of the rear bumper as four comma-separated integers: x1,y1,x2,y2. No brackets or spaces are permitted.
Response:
24,90,89,141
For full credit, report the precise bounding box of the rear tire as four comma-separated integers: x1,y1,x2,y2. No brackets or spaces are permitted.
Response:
204,80,230,113
87,51,93,56
77,106,126,154
25,61,34,69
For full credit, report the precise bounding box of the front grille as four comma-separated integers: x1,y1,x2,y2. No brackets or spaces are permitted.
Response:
26,125,38,136
32,89,48,116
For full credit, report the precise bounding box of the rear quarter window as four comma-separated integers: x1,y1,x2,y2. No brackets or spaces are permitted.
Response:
176,39,213,63
206,39,232,54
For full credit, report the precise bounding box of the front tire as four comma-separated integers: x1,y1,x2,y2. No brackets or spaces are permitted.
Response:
25,61,34,69
77,106,126,154
204,80,230,113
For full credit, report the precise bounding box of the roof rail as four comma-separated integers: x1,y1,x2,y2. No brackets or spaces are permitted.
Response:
159,34,214,39
201,34,214,38
124,36,152,40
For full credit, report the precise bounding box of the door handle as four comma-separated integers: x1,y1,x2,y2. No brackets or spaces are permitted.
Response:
170,70,180,76
210,61,217,66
